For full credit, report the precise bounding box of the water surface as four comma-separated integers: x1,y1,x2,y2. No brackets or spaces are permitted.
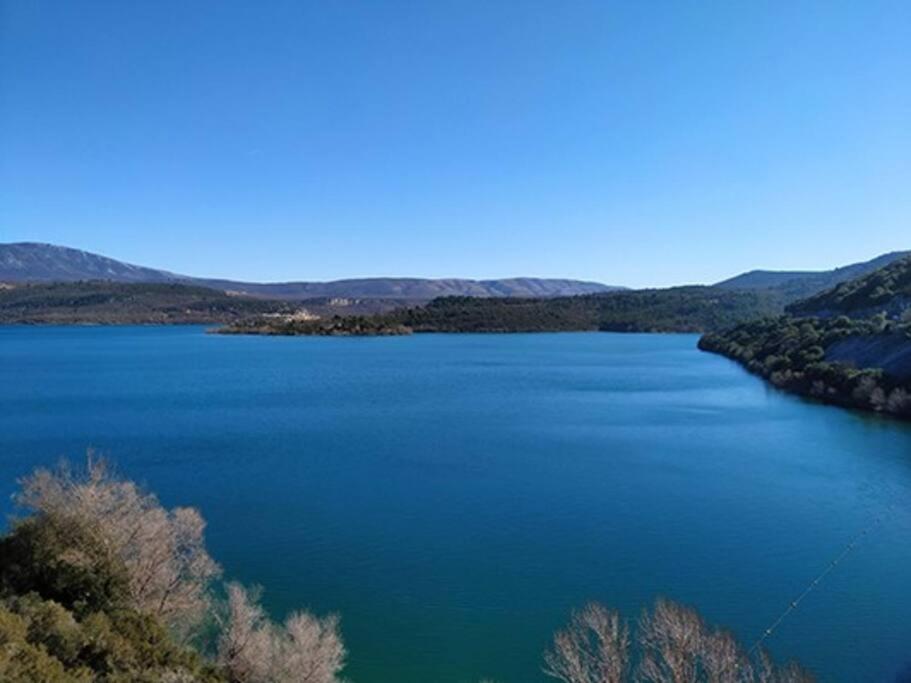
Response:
2,327,910,682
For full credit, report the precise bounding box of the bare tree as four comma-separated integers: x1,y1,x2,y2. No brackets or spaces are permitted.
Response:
546,600,814,683
637,599,706,683
544,603,629,683
217,583,274,683
700,628,751,683
753,650,776,683
218,582,346,683
273,611,346,683
17,456,220,635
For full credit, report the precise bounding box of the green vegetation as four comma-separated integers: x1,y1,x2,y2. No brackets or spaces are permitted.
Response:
0,591,223,682
0,281,418,324
219,314,412,336
221,287,787,336
0,282,294,324
0,499,225,681
787,255,911,319
3,249,909,335
699,315,911,418
701,256,911,420
396,288,785,333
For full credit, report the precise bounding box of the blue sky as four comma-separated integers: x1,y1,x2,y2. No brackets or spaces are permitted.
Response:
1,1,908,287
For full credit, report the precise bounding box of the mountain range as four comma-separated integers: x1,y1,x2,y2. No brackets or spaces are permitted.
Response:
3,242,909,304
0,243,621,300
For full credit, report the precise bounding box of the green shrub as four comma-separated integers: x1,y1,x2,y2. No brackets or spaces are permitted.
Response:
699,315,911,417
0,508,226,682
0,515,131,618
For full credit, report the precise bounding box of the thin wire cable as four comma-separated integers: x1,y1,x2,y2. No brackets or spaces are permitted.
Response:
748,506,892,656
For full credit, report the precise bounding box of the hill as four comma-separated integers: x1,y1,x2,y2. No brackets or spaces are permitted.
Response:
0,243,623,300
786,254,911,319
714,251,911,299
389,288,786,333
6,243,909,332
197,275,620,300
700,257,911,420
9,242,908,304
0,281,412,324
0,242,182,283
220,287,786,336
0,281,292,324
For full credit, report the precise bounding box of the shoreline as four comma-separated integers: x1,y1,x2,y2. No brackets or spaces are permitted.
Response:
698,321,911,422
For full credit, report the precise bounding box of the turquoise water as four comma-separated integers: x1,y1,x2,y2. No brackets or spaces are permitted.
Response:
2,326,910,682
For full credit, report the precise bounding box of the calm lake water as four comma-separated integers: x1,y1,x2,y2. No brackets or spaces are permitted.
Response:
2,326,910,682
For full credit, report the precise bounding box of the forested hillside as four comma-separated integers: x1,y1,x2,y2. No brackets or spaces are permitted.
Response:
700,257,911,420
0,282,400,324
391,288,786,333
699,315,911,418
0,282,292,324
787,255,911,319
220,287,787,336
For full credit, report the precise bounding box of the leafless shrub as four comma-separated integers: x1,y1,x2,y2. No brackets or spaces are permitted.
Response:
16,455,220,635
217,582,346,683
637,598,706,683
273,611,346,683
546,599,813,683
217,583,274,682
544,602,629,683
701,628,752,683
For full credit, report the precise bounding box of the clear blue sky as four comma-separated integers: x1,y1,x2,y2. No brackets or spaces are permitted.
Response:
1,1,908,287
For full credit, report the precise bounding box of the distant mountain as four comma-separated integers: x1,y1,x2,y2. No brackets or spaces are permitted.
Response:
0,242,182,284
0,243,623,300
714,251,911,300
196,276,619,300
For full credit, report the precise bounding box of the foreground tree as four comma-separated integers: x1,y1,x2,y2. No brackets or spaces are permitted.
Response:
16,457,220,637
1,457,348,683
0,518,225,682
544,599,814,683
217,583,345,683
543,603,629,683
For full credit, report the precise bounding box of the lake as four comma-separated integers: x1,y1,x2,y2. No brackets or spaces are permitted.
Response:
2,326,910,682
